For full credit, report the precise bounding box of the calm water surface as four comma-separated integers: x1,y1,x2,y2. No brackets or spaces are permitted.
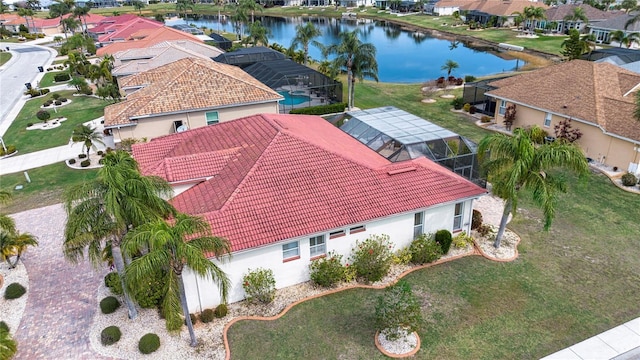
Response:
169,16,519,83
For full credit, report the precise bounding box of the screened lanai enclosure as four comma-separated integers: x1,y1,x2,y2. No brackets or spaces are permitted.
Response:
341,107,485,186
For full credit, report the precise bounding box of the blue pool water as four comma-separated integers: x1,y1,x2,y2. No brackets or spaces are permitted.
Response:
278,91,310,106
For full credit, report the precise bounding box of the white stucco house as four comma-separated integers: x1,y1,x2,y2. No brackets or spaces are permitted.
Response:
132,113,487,311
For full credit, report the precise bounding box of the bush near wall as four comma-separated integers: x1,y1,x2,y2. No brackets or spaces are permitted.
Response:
289,102,347,115
54,73,71,82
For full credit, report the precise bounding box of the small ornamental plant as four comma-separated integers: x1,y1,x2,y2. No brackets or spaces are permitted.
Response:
214,303,228,318
309,251,346,287
621,172,637,187
100,326,122,346
200,309,214,323
4,283,26,300
409,234,442,264
452,231,474,249
242,268,276,304
138,333,160,354
36,109,51,123
349,234,394,283
375,280,423,341
435,229,453,254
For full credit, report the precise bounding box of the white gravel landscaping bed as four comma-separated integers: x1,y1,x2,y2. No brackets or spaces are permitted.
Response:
0,262,29,335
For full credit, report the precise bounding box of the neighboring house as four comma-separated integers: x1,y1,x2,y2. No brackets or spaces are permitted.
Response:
433,0,476,16
485,60,640,174
88,14,139,41
111,40,224,78
96,26,204,56
462,1,549,28
131,113,487,310
1,13,104,35
542,4,619,34
104,57,283,143
589,13,640,45
95,17,163,44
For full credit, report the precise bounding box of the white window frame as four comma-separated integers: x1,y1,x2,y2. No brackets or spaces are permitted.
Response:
453,202,463,231
309,235,326,258
205,111,219,125
544,112,552,127
413,212,424,239
349,225,366,234
498,100,507,116
282,241,299,260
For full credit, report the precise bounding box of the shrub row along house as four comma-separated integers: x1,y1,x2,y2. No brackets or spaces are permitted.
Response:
131,113,487,309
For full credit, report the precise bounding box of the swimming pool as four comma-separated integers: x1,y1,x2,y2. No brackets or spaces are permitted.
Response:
278,90,310,106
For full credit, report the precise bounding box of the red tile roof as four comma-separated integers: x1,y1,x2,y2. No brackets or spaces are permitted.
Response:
133,114,486,253
97,17,162,42
96,26,202,56
90,14,140,34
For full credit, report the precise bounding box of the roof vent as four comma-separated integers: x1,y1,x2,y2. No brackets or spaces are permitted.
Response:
387,167,417,175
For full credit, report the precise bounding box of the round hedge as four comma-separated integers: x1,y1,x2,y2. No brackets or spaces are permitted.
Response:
214,303,228,318
4,283,26,300
138,333,160,354
100,296,121,314
80,160,91,168
200,309,214,323
100,326,122,346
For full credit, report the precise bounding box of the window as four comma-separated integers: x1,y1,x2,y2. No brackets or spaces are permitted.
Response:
349,225,366,234
309,235,326,258
413,212,424,239
498,100,506,116
453,202,463,231
282,241,299,261
544,112,552,127
329,230,345,239
205,111,219,125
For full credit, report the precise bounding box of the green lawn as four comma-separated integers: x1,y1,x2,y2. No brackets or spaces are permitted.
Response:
0,52,11,66
227,82,640,358
39,71,70,88
0,162,99,214
2,90,107,155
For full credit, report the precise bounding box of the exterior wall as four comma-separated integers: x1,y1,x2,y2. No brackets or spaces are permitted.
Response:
434,6,459,15
110,101,280,142
181,198,477,312
492,99,640,171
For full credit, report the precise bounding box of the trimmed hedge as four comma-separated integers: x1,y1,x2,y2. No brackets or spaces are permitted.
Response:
138,333,160,354
435,229,453,254
214,303,228,318
100,326,122,346
621,172,638,186
4,283,26,300
200,309,214,323
80,159,91,167
289,102,346,115
54,73,71,82
100,296,121,314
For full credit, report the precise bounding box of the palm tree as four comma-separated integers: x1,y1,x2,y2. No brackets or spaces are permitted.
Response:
226,1,248,41
610,30,640,48
49,2,70,38
563,6,588,33
123,213,231,347
61,16,79,39
441,59,459,77
132,0,145,15
323,30,378,110
237,0,262,24
0,191,15,236
477,128,589,248
176,0,193,19
0,328,17,360
0,230,38,269
64,150,176,319
73,5,90,34
71,124,104,158
523,5,546,31
289,22,322,66
17,7,35,33
243,20,269,47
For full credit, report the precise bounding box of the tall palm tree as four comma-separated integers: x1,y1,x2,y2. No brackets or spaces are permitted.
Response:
243,20,269,47
563,6,588,33
61,16,79,38
441,59,459,77
49,2,70,38
226,1,248,41
64,150,176,319
478,128,589,248
523,5,546,31
237,0,262,24
610,30,640,48
0,191,15,236
123,213,231,347
0,328,17,360
73,5,90,34
132,0,145,15
0,230,38,269
323,30,378,110
17,7,35,33
175,0,193,19
71,124,104,158
289,22,322,66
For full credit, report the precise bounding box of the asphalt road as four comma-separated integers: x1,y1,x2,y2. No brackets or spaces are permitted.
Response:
0,42,56,131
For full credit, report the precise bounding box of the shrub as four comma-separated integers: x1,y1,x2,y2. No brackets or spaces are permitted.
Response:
471,209,483,230
453,231,474,249
98,158,105,165
375,280,422,341
54,100,62,106
138,333,160,354
214,303,228,318
104,272,123,295
481,115,492,123
200,309,215,323
476,224,493,237
462,103,471,112
100,326,122,346
36,110,51,122
4,283,26,299
80,159,91,167
40,88,50,95
465,75,476,83
53,73,71,82
451,97,464,110
187,313,198,325
242,268,276,304
100,296,120,314
289,102,347,115
27,122,33,127
309,251,345,287
51,93,61,100
0,321,8,333
469,105,477,114
59,97,68,102
409,234,442,264
435,229,453,254
97,150,104,156
68,158,76,164
349,234,394,283
621,172,638,187
83,87,93,95
132,266,166,308
78,153,87,159
0,145,16,156
391,246,412,265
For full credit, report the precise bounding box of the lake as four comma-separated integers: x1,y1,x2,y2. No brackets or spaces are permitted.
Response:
167,15,520,83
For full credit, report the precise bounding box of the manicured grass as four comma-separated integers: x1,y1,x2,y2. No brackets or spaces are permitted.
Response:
0,52,11,66
39,71,70,88
0,162,99,214
227,171,640,359
2,90,107,155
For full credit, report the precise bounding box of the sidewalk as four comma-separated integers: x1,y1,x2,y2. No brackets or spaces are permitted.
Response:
541,317,640,360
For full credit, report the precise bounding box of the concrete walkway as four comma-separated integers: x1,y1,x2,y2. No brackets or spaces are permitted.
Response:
542,317,640,359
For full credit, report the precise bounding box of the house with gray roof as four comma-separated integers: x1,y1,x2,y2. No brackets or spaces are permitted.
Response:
589,13,640,46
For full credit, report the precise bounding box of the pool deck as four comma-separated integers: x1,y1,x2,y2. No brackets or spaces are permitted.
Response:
277,85,331,112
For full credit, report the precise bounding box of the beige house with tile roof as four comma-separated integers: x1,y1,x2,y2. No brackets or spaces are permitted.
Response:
105,57,283,144
486,60,640,174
